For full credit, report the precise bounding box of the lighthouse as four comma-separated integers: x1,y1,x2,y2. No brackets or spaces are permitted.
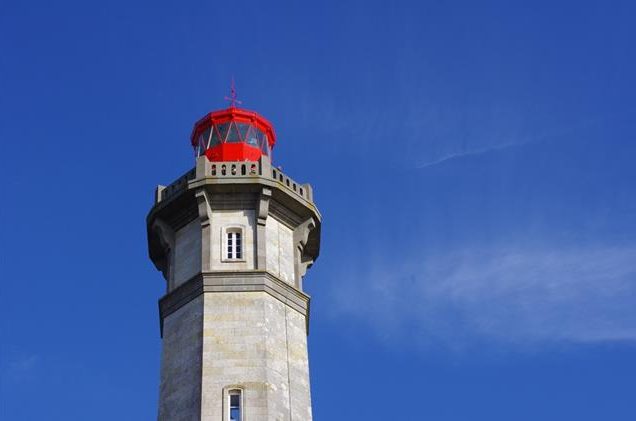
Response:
146,97,321,420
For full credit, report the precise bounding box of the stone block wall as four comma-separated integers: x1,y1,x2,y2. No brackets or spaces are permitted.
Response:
159,295,204,421
173,219,202,289
198,291,311,421
265,217,295,286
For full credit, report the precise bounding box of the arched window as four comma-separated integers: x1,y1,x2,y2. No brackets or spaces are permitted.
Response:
225,228,242,260
228,389,242,421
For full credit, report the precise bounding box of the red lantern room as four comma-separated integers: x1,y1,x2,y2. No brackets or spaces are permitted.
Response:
190,106,276,162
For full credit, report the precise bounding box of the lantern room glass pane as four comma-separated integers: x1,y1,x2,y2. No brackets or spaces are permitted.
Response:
237,123,250,142
261,134,269,156
209,127,221,148
245,126,259,147
226,122,241,143
199,128,211,150
217,122,231,142
256,130,269,156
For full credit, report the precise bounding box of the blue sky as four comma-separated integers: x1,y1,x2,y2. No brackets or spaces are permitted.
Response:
1,0,636,419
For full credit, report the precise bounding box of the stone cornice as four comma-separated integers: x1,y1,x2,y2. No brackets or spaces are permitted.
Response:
158,271,311,337
147,172,322,276
187,177,321,221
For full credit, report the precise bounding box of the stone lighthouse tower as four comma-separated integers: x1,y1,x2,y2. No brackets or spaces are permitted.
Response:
146,98,321,421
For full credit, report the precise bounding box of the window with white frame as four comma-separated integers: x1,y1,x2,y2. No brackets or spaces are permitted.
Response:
228,389,242,421
226,229,242,260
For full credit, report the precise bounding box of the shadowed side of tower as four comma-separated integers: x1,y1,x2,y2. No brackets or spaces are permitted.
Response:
147,104,321,421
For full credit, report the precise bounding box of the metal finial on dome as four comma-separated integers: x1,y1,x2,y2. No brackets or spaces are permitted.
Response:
224,77,242,108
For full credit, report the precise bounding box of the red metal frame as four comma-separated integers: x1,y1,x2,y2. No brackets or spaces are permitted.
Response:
190,107,277,162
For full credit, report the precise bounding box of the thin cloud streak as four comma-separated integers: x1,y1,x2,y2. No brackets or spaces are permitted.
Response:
332,244,636,349
415,139,531,169
414,109,636,169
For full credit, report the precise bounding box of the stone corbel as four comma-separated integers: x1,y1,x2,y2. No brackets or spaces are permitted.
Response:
257,187,272,226
195,189,212,227
151,218,175,284
256,188,272,270
195,189,213,272
293,218,316,287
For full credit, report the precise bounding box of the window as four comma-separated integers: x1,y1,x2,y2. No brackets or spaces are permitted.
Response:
226,230,242,260
257,130,270,157
237,123,251,141
228,389,242,421
197,128,211,156
245,126,259,147
217,122,231,142
226,122,242,143
222,226,246,262
209,127,222,148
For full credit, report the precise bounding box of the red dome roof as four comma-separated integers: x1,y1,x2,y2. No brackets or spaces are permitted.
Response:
191,107,277,162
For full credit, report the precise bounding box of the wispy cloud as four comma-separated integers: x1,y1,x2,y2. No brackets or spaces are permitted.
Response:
0,352,41,387
415,139,531,169
332,244,636,350
414,109,636,169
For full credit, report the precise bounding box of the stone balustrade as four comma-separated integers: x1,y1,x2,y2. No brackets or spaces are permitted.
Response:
206,158,313,202
156,168,196,203
209,161,261,177
156,157,313,205
270,167,311,201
